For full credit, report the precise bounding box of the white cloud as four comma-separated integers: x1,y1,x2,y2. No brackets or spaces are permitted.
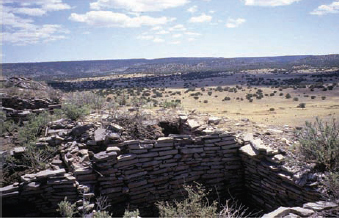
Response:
172,33,183,38
2,24,69,45
188,37,196,41
137,35,154,40
189,13,212,23
90,0,189,12
69,11,174,28
1,5,69,45
169,24,187,31
169,41,181,44
1,8,36,29
3,0,71,14
156,30,170,34
151,26,162,31
12,8,47,16
226,18,246,28
187,5,198,13
184,31,201,36
310,1,339,15
244,0,300,7
153,37,165,43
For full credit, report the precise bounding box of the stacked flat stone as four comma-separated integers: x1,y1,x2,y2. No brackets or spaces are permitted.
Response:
89,133,243,213
1,169,78,216
1,129,327,217
239,133,321,212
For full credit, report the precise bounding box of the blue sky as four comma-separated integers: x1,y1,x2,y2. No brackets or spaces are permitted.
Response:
1,0,339,63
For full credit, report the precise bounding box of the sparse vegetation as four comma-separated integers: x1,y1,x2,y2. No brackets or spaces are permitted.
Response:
57,197,77,218
297,103,306,108
295,118,339,172
123,209,140,218
156,183,255,218
17,112,52,144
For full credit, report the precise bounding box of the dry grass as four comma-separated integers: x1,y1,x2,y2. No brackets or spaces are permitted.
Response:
144,85,339,127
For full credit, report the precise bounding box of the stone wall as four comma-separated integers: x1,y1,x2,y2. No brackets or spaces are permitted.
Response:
2,133,244,216
1,130,324,217
239,133,321,212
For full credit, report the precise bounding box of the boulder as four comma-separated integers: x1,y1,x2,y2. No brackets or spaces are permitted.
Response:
70,124,94,137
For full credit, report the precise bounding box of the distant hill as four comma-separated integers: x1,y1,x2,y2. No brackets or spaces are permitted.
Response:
2,54,338,80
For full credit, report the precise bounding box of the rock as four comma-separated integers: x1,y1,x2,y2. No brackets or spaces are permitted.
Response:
251,138,268,153
303,201,338,211
13,147,26,156
290,207,314,216
239,144,259,157
187,119,201,129
106,146,121,153
0,184,20,194
70,124,93,137
94,128,106,142
179,115,188,121
243,133,254,142
18,110,31,116
271,154,285,164
262,206,292,218
107,132,120,140
110,123,124,132
118,154,136,161
208,116,221,125
93,151,117,162
266,129,284,134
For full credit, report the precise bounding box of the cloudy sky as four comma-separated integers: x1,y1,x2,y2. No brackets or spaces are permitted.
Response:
1,0,339,63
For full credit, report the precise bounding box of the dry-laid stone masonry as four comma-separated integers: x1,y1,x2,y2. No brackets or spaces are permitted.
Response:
1,117,336,217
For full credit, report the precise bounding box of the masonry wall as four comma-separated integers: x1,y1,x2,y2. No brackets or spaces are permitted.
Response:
1,133,322,217
239,139,321,212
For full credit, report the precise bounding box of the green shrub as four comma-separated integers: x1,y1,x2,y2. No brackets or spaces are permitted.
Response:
18,112,51,144
62,104,90,121
64,91,106,110
123,209,139,218
321,96,326,100
162,101,180,109
322,172,339,200
297,103,306,108
311,96,316,99
157,183,217,218
57,197,77,218
1,120,17,135
156,183,254,218
293,97,299,101
295,118,339,171
285,93,291,99
269,108,275,111
23,143,57,170
94,211,112,218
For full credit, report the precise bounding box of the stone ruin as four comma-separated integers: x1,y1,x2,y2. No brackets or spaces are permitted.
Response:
1,115,338,217
1,77,61,123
